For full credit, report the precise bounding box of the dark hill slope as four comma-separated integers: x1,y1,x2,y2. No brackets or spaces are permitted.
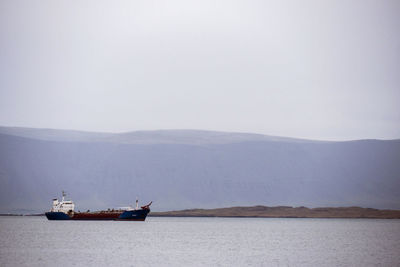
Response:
150,206,400,219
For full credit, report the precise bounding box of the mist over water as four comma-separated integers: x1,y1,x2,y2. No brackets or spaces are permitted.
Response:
1,216,399,266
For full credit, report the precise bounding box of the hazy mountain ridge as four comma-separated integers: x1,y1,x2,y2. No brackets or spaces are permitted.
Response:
0,126,324,145
0,127,399,213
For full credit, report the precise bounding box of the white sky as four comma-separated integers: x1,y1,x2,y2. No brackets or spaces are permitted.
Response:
0,0,399,140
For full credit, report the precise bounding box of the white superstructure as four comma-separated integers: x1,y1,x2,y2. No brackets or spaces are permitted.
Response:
50,191,75,214
117,198,140,211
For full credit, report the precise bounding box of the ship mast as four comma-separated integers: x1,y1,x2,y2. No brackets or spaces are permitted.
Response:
62,190,66,202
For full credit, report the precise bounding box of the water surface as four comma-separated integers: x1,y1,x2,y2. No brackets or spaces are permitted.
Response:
0,216,399,266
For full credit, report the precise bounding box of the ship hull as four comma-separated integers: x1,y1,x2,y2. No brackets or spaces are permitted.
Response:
45,209,150,221
45,211,71,220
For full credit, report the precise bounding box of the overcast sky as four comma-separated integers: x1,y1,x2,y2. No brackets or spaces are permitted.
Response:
0,0,399,140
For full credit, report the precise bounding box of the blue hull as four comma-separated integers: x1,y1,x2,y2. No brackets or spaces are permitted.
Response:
45,209,150,221
45,212,71,220
117,209,149,220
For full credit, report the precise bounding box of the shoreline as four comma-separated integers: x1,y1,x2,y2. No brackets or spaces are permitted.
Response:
149,206,400,219
3,206,400,219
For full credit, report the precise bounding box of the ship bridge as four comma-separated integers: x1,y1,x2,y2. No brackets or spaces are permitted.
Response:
50,191,75,214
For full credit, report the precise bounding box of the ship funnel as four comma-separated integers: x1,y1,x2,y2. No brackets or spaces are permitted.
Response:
136,198,139,210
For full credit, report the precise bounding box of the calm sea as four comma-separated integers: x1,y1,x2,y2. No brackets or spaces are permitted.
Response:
0,216,399,266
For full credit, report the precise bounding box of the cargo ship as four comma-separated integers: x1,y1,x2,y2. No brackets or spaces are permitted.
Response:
45,191,151,221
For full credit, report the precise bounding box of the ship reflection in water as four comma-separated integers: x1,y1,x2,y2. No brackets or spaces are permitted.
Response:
45,191,151,221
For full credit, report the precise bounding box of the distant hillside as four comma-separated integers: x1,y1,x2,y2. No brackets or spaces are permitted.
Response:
0,126,318,145
0,126,399,213
150,206,400,219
